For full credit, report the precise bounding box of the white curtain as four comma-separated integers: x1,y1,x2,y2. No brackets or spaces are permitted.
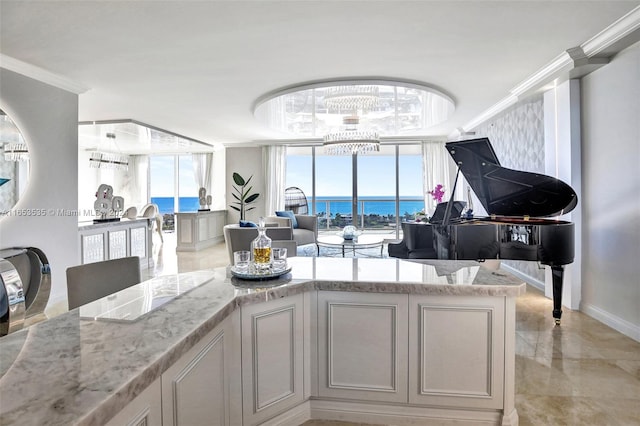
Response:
192,153,213,201
421,141,452,214
118,155,147,209
262,145,286,214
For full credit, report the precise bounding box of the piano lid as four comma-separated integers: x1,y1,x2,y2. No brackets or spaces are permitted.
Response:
445,138,578,217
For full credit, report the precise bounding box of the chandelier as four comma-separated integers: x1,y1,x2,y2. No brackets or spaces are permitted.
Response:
88,132,129,170
3,142,29,161
323,85,380,155
323,85,380,111
323,116,380,155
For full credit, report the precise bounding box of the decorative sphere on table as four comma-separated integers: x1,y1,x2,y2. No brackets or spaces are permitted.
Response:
342,225,358,240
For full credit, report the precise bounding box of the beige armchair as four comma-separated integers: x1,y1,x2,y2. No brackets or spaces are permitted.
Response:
266,214,318,254
223,224,297,265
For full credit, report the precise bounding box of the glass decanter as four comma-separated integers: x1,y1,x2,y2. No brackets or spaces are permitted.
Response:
251,217,272,272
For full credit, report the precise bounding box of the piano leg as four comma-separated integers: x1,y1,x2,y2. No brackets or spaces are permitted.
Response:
551,265,564,325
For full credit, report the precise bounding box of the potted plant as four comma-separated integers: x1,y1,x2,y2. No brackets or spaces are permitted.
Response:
230,172,260,221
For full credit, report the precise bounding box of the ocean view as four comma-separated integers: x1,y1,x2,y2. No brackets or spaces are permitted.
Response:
152,196,425,217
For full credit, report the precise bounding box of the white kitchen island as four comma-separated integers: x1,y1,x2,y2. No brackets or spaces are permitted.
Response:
0,257,525,426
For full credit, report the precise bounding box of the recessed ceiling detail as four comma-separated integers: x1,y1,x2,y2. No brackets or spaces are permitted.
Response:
78,120,217,155
254,79,455,139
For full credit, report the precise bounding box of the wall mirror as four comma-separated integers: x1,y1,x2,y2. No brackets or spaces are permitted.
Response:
0,109,30,215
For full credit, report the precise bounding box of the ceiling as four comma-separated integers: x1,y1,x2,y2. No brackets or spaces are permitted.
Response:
1,1,639,153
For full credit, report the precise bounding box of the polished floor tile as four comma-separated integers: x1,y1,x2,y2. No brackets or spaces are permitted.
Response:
153,235,640,426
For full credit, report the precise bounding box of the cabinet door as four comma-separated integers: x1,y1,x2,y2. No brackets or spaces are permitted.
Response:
408,295,505,409
317,291,408,403
162,312,241,426
241,294,305,426
106,377,161,426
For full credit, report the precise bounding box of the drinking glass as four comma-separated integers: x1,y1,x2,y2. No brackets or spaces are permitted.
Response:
233,250,250,272
272,247,287,270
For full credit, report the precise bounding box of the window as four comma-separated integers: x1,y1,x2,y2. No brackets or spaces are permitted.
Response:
149,154,201,230
285,143,424,238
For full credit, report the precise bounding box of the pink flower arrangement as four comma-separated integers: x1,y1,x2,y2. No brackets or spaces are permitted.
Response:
428,184,445,204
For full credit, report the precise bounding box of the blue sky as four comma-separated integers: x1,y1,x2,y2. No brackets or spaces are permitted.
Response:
149,153,424,198
286,154,424,197
150,155,198,197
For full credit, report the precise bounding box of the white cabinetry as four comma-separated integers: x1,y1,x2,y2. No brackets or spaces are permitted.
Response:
161,312,241,426
317,291,408,403
408,295,505,409
106,377,162,426
106,290,516,426
175,210,225,251
79,218,152,268
241,294,306,426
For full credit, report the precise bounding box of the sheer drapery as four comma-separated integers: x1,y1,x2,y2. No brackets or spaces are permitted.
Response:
263,145,286,214
119,155,148,209
192,153,213,200
421,141,452,214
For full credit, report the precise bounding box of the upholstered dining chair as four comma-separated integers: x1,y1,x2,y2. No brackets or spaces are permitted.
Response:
122,206,138,219
140,203,163,242
66,256,141,310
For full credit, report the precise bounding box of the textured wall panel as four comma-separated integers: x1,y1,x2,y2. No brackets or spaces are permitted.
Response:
472,94,545,281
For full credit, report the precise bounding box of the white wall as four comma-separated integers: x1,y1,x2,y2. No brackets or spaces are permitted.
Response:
580,41,640,341
225,147,266,224
0,68,79,314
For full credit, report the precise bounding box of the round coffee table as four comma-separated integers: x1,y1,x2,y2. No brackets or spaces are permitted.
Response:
316,234,385,257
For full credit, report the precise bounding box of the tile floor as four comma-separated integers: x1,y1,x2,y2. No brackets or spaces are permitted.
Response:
152,232,640,425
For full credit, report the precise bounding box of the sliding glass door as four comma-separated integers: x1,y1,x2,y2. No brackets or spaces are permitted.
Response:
149,154,200,231
285,143,424,237
356,145,396,229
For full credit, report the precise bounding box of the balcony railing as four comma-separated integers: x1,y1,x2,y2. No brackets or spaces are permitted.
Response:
313,197,424,238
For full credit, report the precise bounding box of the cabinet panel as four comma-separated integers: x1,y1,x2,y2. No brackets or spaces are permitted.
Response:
106,377,161,426
179,219,193,244
162,313,240,426
409,295,505,409
317,291,408,403
242,294,304,425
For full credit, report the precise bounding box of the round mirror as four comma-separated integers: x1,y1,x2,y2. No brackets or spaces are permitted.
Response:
0,109,30,215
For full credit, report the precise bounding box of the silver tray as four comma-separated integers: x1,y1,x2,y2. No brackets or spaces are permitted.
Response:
230,266,292,280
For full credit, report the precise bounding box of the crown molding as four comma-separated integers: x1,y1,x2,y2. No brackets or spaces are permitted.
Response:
461,5,640,133
0,54,90,94
458,95,518,135
581,5,640,57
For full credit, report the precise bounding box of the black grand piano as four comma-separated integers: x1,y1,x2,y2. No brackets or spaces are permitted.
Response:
389,138,578,324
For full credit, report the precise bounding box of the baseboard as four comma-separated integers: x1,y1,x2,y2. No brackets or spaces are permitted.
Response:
501,264,545,292
260,401,310,426
581,302,640,342
309,399,502,425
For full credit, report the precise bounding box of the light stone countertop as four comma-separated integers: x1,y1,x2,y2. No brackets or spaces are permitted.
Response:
0,257,525,426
